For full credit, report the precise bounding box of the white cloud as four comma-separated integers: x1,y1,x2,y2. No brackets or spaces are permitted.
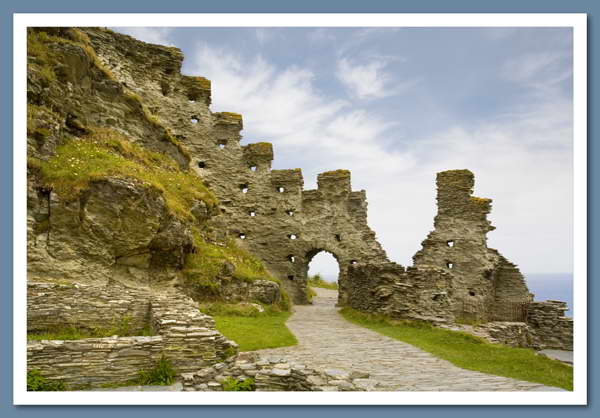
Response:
336,57,395,100
187,43,573,275
112,27,175,47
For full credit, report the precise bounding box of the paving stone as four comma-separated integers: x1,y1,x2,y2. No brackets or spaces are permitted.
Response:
254,288,563,392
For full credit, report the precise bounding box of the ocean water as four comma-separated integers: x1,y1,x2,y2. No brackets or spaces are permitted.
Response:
525,273,574,317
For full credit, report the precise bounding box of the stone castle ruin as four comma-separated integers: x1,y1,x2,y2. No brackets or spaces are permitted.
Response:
25,28,572,390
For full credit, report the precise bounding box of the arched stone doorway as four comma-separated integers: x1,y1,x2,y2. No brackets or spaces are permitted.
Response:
306,250,340,294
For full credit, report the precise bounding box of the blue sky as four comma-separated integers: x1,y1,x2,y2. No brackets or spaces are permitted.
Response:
114,26,574,279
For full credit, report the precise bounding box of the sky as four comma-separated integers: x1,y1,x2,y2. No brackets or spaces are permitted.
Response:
114,26,574,281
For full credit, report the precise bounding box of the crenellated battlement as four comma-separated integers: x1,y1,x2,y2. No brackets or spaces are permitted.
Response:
317,169,352,196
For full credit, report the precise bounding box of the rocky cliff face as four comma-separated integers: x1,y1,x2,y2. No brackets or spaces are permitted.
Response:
26,27,284,307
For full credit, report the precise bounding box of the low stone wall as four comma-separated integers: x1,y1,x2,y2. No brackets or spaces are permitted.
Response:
27,336,163,387
218,279,281,305
527,301,573,350
346,263,455,323
151,291,237,373
472,322,531,348
27,282,151,333
181,353,376,392
27,282,237,388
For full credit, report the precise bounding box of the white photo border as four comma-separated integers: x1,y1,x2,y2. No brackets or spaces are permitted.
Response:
13,12,588,406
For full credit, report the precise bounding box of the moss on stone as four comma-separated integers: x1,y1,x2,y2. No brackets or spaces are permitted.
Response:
245,142,273,155
470,196,491,207
27,28,114,81
192,76,211,90
321,169,350,178
36,127,217,220
220,112,242,120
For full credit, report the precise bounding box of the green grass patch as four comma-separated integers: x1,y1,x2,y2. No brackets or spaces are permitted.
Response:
339,307,573,390
308,273,338,290
136,356,177,386
35,128,217,220
210,311,297,352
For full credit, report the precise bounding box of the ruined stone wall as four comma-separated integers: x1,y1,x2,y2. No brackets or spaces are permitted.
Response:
527,301,573,350
82,28,388,304
27,281,237,387
345,263,456,322
27,282,151,333
181,353,372,392
28,336,164,388
412,170,532,321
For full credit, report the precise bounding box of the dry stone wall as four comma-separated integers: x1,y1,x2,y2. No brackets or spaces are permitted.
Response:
527,301,573,350
181,353,372,392
27,281,237,387
28,336,164,388
27,281,151,333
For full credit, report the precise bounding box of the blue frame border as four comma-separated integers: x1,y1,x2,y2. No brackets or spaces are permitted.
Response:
2,1,596,417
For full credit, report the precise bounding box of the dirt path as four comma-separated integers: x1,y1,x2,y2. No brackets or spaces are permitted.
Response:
255,288,562,391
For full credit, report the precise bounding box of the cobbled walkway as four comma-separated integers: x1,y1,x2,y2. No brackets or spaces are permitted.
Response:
255,288,563,391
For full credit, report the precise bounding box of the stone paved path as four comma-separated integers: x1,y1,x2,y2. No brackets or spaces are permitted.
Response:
255,288,563,391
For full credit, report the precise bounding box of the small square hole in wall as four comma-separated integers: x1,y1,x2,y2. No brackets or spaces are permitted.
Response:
288,275,294,281
240,184,249,194
249,211,256,217
447,240,455,247
350,260,358,265
197,161,206,169
287,234,298,240
250,165,257,172
239,233,246,240
335,234,341,242
446,262,454,269
468,290,476,297
191,117,199,124
286,210,294,216
277,186,285,193
218,142,226,149
288,255,296,263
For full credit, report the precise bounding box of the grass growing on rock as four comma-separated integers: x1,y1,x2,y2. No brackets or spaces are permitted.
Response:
35,128,217,220
339,307,573,390
27,316,155,341
183,228,290,307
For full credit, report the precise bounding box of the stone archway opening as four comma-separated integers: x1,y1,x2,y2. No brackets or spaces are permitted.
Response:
305,250,340,302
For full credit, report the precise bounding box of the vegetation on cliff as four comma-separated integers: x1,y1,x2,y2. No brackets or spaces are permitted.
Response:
31,128,217,221
183,228,290,308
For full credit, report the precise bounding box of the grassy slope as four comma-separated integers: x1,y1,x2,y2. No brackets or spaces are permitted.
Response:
340,307,573,390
